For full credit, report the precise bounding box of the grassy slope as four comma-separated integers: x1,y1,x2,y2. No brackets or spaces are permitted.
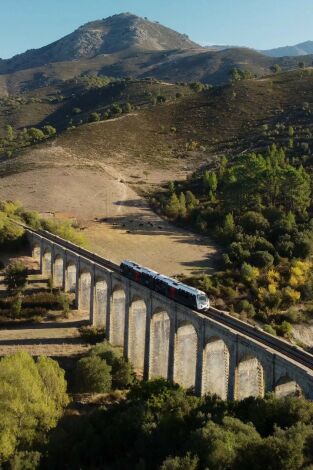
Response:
3,69,313,178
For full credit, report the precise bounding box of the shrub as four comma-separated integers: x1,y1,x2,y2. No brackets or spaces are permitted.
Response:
157,95,166,103
241,263,260,283
4,262,28,292
88,342,135,389
10,294,22,318
89,112,101,122
250,251,274,268
229,242,250,265
161,453,199,470
237,299,256,318
276,321,293,338
240,211,269,234
263,324,277,336
79,326,106,344
74,355,112,393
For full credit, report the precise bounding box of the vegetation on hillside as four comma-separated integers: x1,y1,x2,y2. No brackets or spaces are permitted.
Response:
154,144,313,335
45,379,313,469
2,349,313,469
0,200,86,248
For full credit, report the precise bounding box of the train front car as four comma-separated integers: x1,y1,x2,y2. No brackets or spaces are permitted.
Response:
196,290,210,310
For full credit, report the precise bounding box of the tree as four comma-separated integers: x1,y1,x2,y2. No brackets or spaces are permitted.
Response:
250,251,274,268
111,103,122,115
0,352,68,462
88,342,135,389
240,211,269,234
74,355,112,393
43,125,56,137
89,112,101,122
4,261,28,292
221,213,236,240
161,453,199,470
166,193,180,218
26,128,45,143
185,191,199,210
203,171,218,197
179,192,187,217
270,64,281,74
5,125,14,141
123,102,132,113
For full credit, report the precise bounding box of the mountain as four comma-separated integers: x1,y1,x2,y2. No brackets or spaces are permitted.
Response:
0,13,309,95
0,13,201,75
262,40,313,57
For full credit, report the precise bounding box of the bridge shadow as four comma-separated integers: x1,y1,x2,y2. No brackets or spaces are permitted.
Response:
0,319,89,331
0,337,84,346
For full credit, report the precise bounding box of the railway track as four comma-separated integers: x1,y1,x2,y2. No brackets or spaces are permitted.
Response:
205,307,313,370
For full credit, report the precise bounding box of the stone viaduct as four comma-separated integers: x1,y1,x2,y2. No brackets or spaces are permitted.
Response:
27,226,313,400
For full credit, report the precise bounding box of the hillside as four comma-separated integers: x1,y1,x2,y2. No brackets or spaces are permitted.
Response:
1,69,313,276
263,40,313,57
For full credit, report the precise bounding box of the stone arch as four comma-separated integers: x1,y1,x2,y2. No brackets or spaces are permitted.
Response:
65,262,77,293
275,375,302,398
32,244,41,261
42,249,52,276
110,286,126,347
202,337,230,399
149,308,171,380
79,270,92,312
235,355,265,400
93,278,108,328
53,255,64,288
174,322,198,390
128,297,147,374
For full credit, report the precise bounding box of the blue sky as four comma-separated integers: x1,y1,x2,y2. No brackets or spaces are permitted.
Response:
1,0,313,58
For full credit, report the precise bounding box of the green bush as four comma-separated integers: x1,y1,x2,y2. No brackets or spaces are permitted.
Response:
250,251,274,268
263,324,277,336
237,299,256,318
161,453,199,470
74,355,112,393
79,326,106,344
240,211,269,234
88,112,101,122
88,342,135,389
276,321,293,338
4,262,28,292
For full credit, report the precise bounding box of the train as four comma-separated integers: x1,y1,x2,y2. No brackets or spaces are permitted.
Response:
120,260,210,311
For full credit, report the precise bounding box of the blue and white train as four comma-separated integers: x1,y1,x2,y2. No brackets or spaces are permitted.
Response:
120,260,210,311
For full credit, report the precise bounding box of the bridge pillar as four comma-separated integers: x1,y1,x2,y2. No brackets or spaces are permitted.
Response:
75,257,81,309
50,243,55,283
39,238,44,273
228,335,238,400
62,251,67,291
143,294,152,381
123,281,131,359
89,268,95,325
168,306,177,384
195,319,205,396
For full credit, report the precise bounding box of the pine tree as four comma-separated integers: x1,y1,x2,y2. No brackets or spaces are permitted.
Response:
166,193,180,218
